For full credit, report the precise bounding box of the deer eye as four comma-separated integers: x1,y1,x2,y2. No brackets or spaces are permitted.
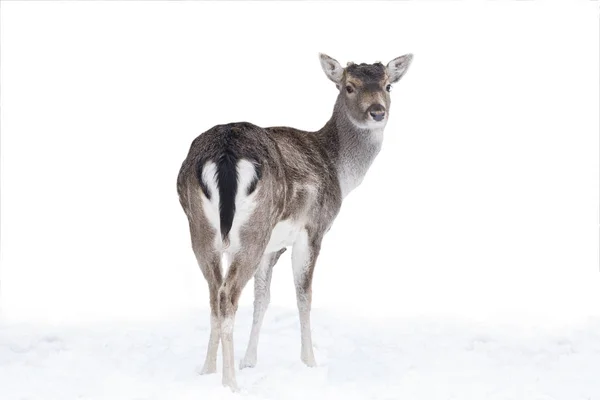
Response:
386,84,392,92
345,85,354,94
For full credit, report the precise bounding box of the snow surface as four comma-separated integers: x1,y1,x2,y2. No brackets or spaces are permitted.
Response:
1,2,599,399
1,308,599,400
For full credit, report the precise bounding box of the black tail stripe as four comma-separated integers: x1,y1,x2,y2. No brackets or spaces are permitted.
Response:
216,149,237,241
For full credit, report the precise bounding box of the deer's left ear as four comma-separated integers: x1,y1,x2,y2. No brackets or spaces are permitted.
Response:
386,54,413,83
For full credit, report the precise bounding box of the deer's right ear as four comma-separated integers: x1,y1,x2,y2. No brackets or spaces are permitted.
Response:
319,53,344,85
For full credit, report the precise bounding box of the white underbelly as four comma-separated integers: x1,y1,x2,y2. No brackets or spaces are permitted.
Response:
265,220,304,253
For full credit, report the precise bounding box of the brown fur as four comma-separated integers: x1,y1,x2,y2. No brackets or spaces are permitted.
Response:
176,53,413,389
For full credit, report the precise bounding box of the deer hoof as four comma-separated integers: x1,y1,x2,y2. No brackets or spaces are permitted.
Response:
198,363,216,375
222,377,240,392
239,357,256,369
301,354,317,367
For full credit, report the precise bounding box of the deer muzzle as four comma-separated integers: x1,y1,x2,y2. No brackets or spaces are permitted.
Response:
367,104,386,122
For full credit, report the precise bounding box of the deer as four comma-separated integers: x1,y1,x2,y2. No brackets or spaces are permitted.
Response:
176,53,413,390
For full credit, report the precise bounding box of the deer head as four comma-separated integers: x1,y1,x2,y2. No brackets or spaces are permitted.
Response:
319,53,413,129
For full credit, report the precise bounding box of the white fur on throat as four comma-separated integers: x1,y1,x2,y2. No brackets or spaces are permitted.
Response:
337,126,384,198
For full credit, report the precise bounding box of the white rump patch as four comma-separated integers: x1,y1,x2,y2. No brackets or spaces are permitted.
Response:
200,161,222,249
226,159,259,254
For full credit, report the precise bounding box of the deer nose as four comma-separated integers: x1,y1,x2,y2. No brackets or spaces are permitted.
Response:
367,104,386,121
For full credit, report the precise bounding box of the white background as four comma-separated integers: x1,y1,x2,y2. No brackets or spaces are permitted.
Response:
1,1,598,324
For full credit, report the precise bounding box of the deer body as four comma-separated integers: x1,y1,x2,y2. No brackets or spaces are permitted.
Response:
177,53,412,390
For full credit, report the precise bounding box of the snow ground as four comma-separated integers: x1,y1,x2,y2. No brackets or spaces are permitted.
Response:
1,308,598,400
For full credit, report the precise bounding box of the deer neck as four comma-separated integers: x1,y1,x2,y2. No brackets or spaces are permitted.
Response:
318,97,385,198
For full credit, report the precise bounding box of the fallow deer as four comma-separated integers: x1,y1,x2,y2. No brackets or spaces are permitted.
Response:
177,53,413,389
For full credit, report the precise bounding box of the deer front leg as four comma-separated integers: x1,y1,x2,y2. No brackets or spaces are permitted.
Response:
291,229,321,367
241,248,286,369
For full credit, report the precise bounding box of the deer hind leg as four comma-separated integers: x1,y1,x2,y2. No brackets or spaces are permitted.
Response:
200,280,221,375
240,248,286,369
292,229,321,367
189,225,223,375
218,247,267,390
